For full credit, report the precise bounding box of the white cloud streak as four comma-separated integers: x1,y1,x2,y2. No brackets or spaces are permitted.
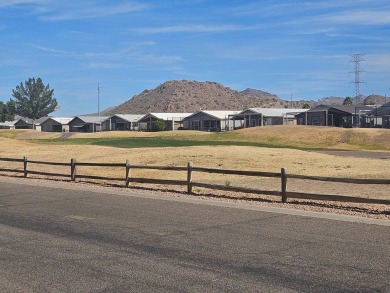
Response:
133,24,257,34
317,10,390,25
0,0,46,8
0,1,148,20
40,2,148,21
30,43,184,69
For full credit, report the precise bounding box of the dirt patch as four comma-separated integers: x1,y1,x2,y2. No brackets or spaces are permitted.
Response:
316,150,390,159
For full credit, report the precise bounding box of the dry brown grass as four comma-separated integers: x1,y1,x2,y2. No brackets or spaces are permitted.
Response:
223,126,390,150
0,134,389,200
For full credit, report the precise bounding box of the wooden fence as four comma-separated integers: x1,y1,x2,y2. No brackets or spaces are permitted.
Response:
0,156,389,205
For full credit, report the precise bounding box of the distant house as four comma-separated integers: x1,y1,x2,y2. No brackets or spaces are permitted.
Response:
68,116,109,132
363,102,390,128
102,114,144,131
182,110,240,131
232,108,308,128
138,113,192,131
13,117,48,130
295,105,373,127
0,119,17,129
40,117,73,132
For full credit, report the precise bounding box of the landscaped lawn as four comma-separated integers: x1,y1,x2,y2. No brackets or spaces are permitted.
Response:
33,137,300,149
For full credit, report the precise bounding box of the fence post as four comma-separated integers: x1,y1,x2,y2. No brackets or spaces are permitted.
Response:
71,158,77,182
281,168,287,203
23,156,28,178
187,161,193,193
125,159,131,187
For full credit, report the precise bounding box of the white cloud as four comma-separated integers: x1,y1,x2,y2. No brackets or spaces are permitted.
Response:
30,43,184,70
30,44,74,55
317,10,390,25
133,24,257,34
40,2,148,21
0,1,148,20
0,0,46,8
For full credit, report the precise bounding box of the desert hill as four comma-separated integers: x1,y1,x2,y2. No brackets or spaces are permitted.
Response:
102,80,315,115
102,80,388,115
318,94,388,105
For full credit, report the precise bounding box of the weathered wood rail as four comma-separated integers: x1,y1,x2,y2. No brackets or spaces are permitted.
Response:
0,156,389,205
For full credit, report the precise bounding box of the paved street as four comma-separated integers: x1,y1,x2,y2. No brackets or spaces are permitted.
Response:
0,178,389,292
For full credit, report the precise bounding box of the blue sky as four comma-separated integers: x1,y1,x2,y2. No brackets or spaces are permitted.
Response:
0,0,389,116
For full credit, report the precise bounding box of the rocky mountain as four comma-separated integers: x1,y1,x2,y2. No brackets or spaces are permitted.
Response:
101,80,388,115
317,96,344,105
102,80,316,115
364,94,389,105
318,95,388,106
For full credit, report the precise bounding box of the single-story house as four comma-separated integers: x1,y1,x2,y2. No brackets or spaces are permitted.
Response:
363,102,390,128
295,105,373,127
0,119,18,129
102,114,144,131
68,116,109,132
13,116,48,130
232,108,308,128
182,110,241,131
40,117,73,132
138,113,192,131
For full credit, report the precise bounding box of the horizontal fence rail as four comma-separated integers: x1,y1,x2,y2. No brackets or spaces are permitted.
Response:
0,156,389,205
0,157,24,162
287,174,390,185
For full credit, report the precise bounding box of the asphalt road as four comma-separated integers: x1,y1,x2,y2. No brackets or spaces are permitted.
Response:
0,178,389,292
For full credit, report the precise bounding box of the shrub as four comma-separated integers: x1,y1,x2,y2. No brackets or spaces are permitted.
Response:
153,119,166,131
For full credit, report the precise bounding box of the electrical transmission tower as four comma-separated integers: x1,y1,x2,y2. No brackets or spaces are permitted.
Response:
349,53,366,104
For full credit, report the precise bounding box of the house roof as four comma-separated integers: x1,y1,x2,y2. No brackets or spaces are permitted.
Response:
139,113,192,121
245,108,308,116
107,114,145,123
41,117,74,125
71,115,109,123
0,119,18,127
0,115,24,126
306,105,373,115
200,110,240,119
183,110,240,120
15,116,48,125
367,103,390,116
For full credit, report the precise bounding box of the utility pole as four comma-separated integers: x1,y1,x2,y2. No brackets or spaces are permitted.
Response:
349,54,366,104
97,83,100,117
97,83,101,132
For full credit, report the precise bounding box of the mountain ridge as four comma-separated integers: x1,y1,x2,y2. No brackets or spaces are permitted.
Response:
101,80,387,115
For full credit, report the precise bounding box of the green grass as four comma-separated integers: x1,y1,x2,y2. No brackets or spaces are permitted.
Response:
34,137,272,148
33,136,340,151
24,127,390,151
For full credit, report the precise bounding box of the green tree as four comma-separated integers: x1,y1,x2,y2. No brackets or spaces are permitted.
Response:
302,103,311,109
0,100,15,122
153,119,166,131
363,99,375,105
343,96,353,105
11,77,58,122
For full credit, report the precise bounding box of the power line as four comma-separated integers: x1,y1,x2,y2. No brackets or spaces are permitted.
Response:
349,53,366,104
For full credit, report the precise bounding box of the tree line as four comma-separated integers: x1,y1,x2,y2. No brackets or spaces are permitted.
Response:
0,77,58,123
